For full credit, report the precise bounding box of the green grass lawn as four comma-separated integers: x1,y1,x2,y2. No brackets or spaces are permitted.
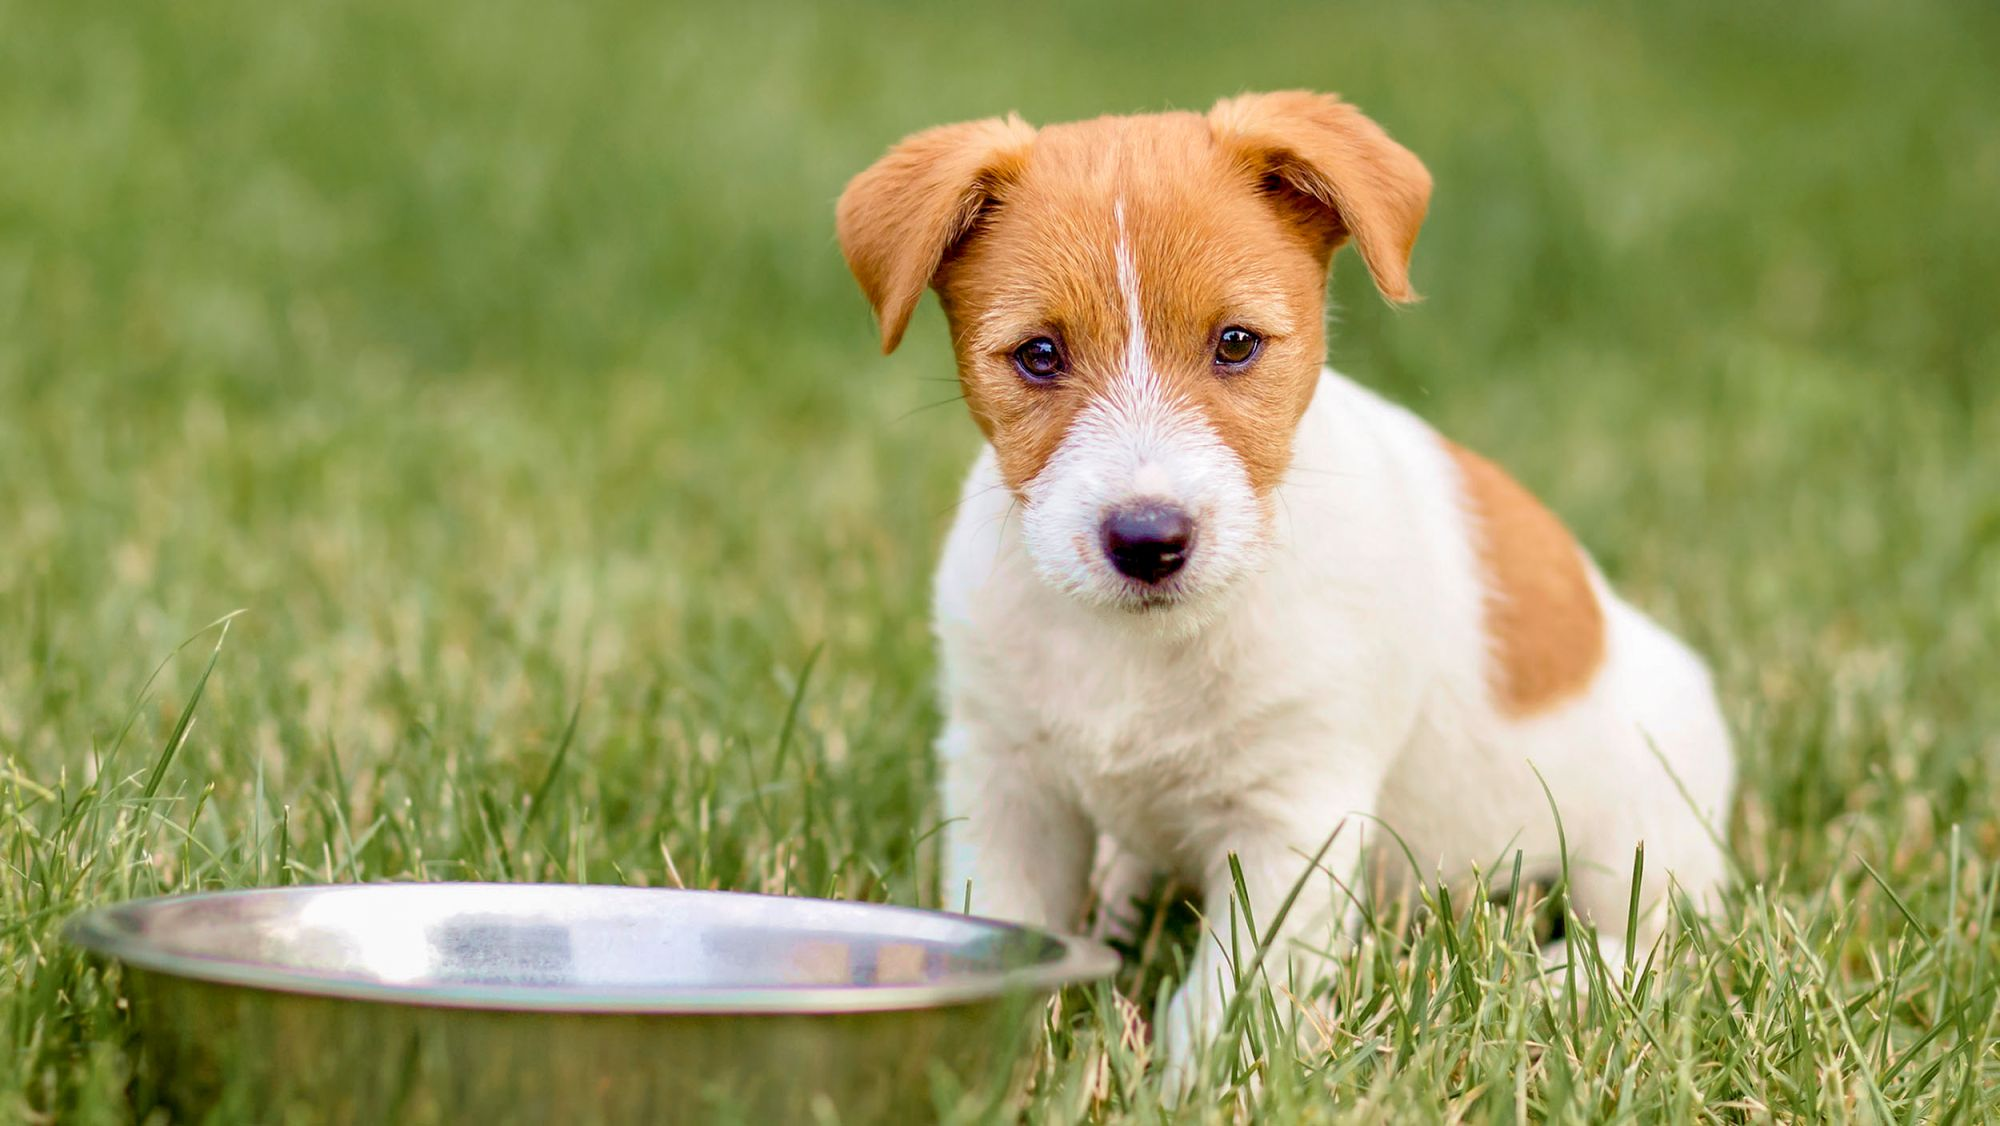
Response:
4,0,1998,1119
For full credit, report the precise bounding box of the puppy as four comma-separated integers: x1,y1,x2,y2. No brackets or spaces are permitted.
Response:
836,91,1734,1081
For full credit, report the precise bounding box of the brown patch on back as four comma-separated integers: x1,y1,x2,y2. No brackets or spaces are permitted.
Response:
1445,441,1606,716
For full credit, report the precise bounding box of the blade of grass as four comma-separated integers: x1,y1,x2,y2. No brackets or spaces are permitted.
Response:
141,616,237,801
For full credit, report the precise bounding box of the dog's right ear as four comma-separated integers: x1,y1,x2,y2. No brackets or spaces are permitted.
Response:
1209,91,1431,304
836,115,1037,353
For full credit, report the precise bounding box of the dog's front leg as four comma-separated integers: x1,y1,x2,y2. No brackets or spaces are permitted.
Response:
1159,807,1370,1094
937,721,1093,930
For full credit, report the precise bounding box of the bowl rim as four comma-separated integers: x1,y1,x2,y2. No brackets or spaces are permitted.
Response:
61,882,1120,1015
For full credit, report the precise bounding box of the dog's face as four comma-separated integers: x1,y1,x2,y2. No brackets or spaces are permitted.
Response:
839,92,1430,615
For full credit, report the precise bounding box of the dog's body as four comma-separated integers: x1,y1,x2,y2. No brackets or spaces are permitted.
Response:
838,92,1734,1078
936,366,1732,927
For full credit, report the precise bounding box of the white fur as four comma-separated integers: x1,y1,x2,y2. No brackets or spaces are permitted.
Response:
935,368,1734,1084
1017,201,1266,612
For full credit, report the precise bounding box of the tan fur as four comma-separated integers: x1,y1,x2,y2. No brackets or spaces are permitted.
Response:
1209,90,1432,303
835,114,1037,353
836,92,1432,494
1446,441,1607,715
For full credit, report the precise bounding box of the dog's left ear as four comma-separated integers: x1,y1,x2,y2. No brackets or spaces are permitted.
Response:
1209,91,1432,303
837,115,1039,353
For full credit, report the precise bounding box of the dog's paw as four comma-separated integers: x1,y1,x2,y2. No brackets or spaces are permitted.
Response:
1538,933,1634,996
1087,837,1155,945
1155,960,1230,1104
1154,999,1204,1106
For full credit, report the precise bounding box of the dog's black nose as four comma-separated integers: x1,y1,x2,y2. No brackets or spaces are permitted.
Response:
1101,504,1194,584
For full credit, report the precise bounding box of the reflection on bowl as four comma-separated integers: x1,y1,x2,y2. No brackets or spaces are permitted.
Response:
65,883,1118,1123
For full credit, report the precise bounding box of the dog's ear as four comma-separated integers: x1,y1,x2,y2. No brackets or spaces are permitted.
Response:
837,115,1038,353
1209,91,1432,303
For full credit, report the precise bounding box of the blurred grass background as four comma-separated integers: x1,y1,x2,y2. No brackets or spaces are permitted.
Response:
2,0,1997,1119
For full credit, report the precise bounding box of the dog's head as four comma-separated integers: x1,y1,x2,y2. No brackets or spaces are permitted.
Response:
838,92,1430,615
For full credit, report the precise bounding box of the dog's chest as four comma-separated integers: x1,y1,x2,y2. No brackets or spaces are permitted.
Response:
1038,646,1260,859
953,586,1338,871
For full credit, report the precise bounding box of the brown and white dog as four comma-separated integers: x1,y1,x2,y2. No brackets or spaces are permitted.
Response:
837,91,1733,1083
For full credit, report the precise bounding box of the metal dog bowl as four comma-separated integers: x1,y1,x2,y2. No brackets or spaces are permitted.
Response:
64,883,1117,1123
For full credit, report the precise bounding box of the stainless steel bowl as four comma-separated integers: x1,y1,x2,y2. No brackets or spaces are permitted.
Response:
64,883,1117,1123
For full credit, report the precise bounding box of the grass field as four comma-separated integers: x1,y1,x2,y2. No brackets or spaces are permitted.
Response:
4,0,1998,1119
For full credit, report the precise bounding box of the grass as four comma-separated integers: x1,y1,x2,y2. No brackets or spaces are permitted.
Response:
3,0,1998,1119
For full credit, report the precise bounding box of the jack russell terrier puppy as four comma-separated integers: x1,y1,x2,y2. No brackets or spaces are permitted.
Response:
837,91,1734,1081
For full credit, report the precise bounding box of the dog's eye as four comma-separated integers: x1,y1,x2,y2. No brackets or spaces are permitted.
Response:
1012,337,1066,381
1214,327,1261,368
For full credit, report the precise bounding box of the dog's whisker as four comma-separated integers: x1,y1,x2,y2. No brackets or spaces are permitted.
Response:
894,394,968,424
935,480,1013,520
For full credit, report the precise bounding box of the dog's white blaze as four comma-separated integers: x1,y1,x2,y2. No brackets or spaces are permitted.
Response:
1016,199,1265,609
1099,197,1184,476
1114,199,1150,391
